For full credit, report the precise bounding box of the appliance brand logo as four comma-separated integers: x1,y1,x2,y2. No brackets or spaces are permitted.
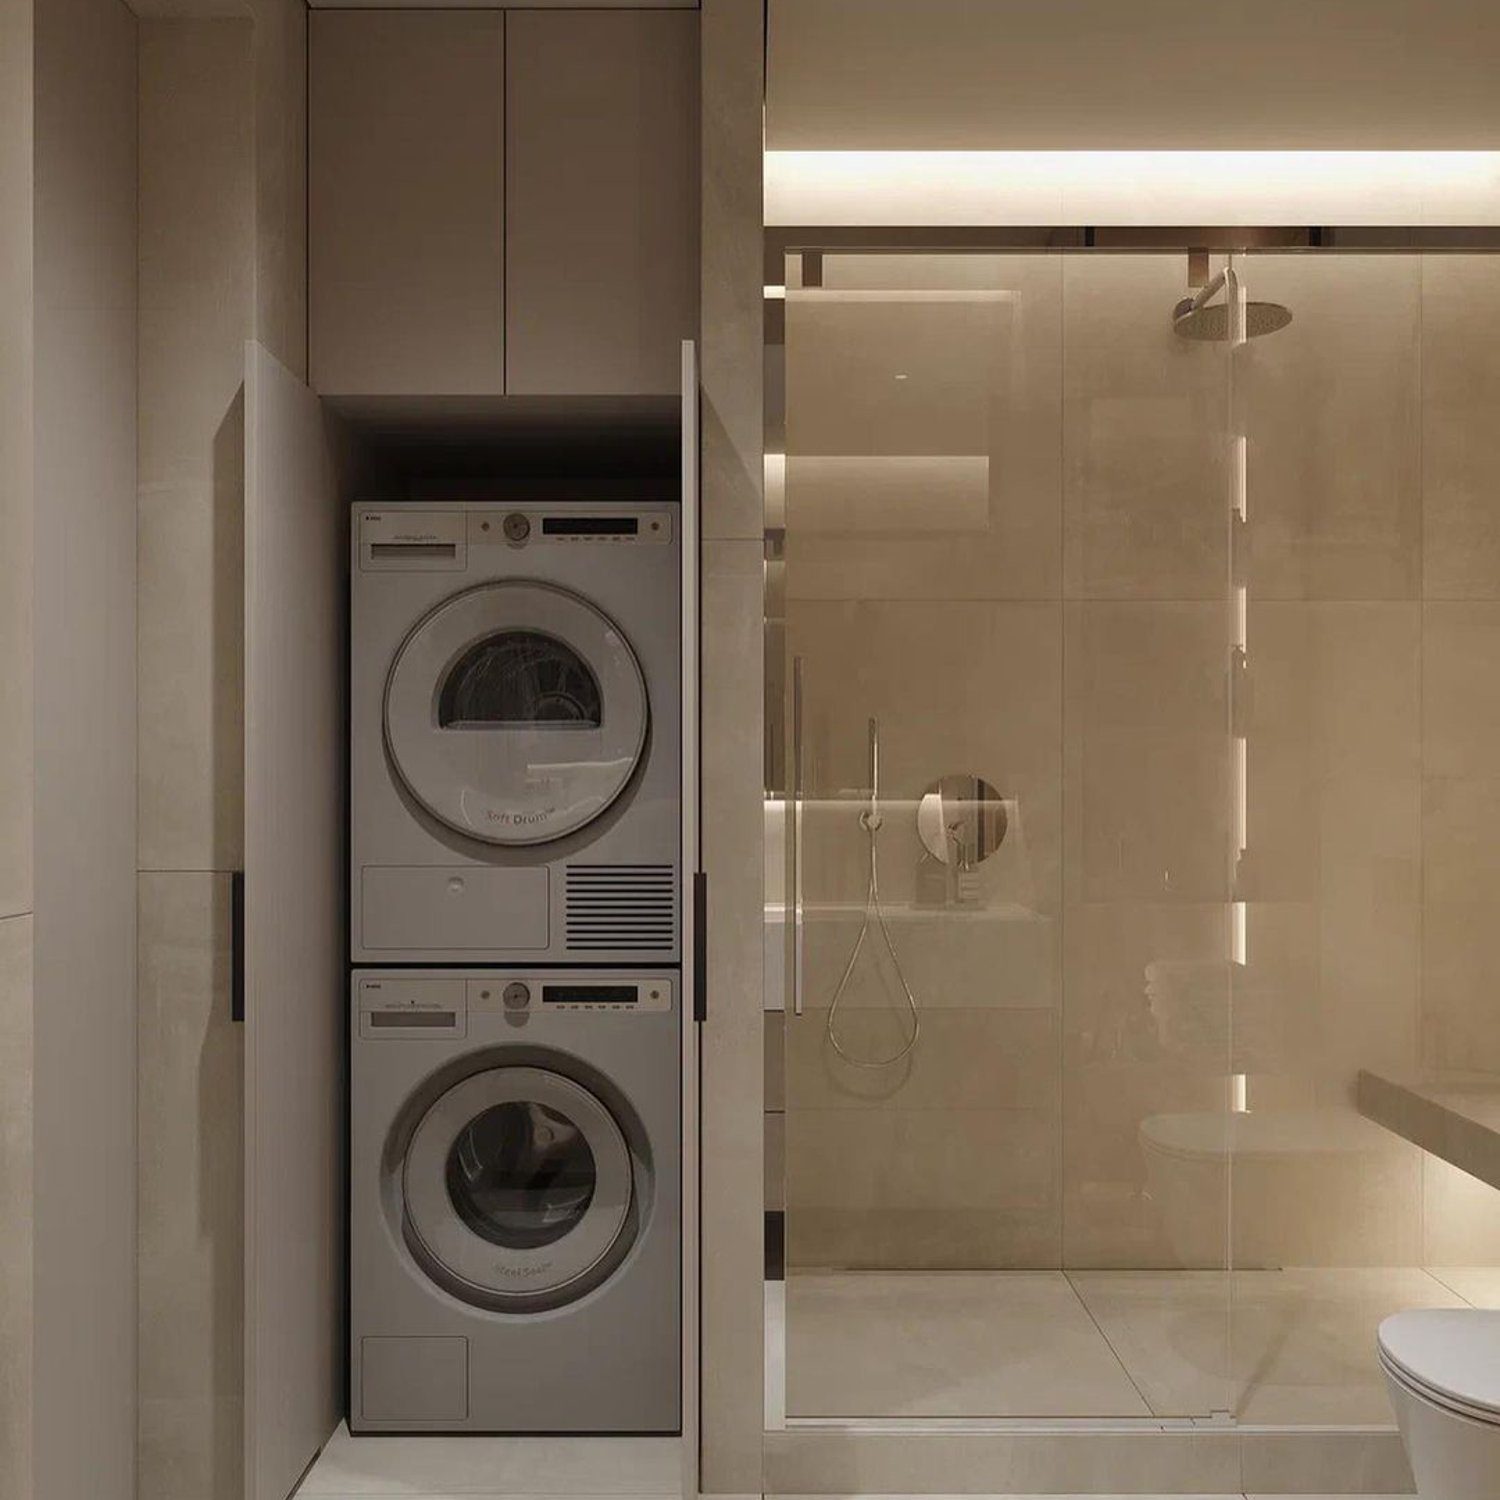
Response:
495,1261,554,1278
485,807,555,827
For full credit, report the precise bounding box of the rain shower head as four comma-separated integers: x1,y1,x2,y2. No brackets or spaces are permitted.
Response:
1172,295,1293,341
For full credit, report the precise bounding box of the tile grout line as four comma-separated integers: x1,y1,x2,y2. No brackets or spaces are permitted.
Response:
1061,1268,1157,1418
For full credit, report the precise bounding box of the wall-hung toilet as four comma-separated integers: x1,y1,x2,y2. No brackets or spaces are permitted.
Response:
1380,1309,1500,1499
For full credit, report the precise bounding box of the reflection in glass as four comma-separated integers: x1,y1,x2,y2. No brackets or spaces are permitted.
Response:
438,630,602,729
446,1100,596,1249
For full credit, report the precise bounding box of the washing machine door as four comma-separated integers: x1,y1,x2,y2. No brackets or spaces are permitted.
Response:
384,580,649,846
403,1065,636,1311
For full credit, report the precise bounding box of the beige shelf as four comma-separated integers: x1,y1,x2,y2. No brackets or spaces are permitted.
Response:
1357,1069,1500,1192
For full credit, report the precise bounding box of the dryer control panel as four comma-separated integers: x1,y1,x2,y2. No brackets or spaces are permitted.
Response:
357,972,673,1037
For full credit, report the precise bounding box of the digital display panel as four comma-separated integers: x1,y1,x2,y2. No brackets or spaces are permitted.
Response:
541,516,639,537
542,985,638,1006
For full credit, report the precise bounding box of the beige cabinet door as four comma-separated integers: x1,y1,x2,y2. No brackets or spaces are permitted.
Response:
505,9,699,396
310,10,505,396
243,342,346,1500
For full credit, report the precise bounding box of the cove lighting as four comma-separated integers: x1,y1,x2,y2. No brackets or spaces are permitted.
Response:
765,150,1500,227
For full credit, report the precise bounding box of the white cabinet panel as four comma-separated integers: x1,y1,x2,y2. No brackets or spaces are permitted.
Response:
310,10,504,396
505,9,699,396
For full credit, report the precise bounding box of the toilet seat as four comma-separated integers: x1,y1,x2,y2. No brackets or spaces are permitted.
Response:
1379,1310,1500,1427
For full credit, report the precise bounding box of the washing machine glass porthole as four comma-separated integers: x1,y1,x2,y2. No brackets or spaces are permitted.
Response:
384,580,650,848
445,1100,598,1251
402,1065,638,1312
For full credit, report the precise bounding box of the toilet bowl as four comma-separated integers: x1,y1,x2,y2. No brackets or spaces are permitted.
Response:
1379,1309,1500,1499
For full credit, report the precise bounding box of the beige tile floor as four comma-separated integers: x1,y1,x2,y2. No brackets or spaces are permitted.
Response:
780,1266,1500,1424
298,1426,681,1498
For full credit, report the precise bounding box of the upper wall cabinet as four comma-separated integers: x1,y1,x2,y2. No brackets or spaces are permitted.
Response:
310,8,699,400
504,9,699,396
310,11,506,397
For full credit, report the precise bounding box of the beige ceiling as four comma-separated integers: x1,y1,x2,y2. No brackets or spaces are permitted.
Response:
766,0,1500,150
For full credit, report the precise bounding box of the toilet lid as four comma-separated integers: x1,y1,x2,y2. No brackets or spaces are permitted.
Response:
1379,1310,1500,1416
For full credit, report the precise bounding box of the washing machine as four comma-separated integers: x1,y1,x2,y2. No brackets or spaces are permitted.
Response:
351,501,680,965
350,969,681,1433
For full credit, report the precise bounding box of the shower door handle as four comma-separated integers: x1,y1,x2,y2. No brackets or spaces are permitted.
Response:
792,655,805,1018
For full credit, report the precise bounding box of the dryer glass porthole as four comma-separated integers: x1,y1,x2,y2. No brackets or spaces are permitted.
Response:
437,632,603,730
384,580,650,847
402,1065,638,1312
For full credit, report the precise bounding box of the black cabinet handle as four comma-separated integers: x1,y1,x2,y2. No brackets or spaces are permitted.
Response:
230,870,245,1024
692,870,707,1023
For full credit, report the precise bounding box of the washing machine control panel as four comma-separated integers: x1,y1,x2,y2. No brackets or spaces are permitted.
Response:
359,973,674,1035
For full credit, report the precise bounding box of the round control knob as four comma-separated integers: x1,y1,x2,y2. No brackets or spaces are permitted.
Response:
502,982,531,1011
503,512,531,544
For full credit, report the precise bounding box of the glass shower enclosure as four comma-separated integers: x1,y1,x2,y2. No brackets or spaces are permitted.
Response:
763,242,1500,1428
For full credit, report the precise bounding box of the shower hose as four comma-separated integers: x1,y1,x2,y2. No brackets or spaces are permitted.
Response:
824,719,922,1069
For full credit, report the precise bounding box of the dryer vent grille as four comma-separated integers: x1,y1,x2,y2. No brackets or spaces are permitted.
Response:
564,865,677,951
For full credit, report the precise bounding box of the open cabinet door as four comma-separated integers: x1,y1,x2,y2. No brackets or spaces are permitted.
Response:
680,338,702,1500
243,342,345,1500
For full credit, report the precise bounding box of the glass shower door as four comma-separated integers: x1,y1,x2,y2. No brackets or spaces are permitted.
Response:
768,248,1237,1423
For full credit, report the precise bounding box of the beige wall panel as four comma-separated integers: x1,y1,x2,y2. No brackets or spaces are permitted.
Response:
506,9,698,396
0,0,32,922
1423,255,1500,600
0,916,32,1500
138,872,242,1500
767,0,1500,150
701,0,763,543
699,538,765,1493
31,0,139,1493
138,19,254,875
251,0,307,379
310,10,503,396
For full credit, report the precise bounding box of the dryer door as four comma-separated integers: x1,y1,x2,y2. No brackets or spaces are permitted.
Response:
384,580,649,845
403,1066,637,1311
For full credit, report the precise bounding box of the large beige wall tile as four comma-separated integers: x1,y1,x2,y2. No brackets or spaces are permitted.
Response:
1244,603,1421,1086
699,537,765,1493
1064,602,1230,905
137,872,242,1500
785,255,1061,602
786,1107,1058,1269
1062,901,1230,1268
1423,603,1500,1071
786,1007,1056,1112
0,915,32,1500
1238,255,1420,600
1423,602,1500,779
0,0,32,922
31,0,137,1491
789,599,1062,914
1423,1154,1500,1266
1063,256,1227,600
1423,254,1500,599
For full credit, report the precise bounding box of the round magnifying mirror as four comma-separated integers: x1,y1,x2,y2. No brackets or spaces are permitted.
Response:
917,775,1008,866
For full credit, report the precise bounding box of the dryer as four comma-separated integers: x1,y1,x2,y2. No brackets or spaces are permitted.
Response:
350,969,681,1433
351,501,680,965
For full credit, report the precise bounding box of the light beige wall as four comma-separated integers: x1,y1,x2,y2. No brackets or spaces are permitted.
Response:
136,20,255,1500
766,0,1500,150
699,0,765,1494
0,0,34,1481
31,0,139,1492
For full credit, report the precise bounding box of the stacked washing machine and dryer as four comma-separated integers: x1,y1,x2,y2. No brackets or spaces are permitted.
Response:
348,501,682,1434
